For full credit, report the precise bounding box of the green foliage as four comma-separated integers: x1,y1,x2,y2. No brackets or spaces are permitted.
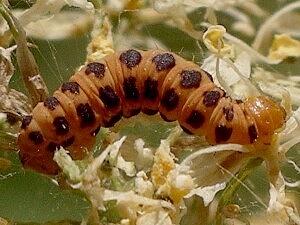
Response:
0,152,89,223
99,201,122,224
119,116,175,148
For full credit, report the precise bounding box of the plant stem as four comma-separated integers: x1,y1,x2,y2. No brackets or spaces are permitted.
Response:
0,2,48,106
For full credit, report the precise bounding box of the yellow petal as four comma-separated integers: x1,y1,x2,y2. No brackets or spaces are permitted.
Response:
151,140,175,188
203,25,233,56
167,173,195,204
268,34,300,61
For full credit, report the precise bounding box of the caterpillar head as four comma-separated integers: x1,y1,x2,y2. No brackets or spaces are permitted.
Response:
245,96,286,145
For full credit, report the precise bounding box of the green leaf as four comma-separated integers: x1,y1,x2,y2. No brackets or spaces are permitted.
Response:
118,115,175,148
0,152,90,224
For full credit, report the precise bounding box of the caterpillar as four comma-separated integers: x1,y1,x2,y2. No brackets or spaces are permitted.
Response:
17,49,286,175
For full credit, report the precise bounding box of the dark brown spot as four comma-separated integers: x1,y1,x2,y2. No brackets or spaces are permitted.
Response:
144,78,158,100
119,49,142,69
223,107,234,122
103,112,122,127
186,110,205,129
180,70,201,88
61,82,80,94
248,125,258,143
76,103,96,127
160,112,174,122
203,90,221,107
47,142,60,152
152,53,176,71
85,62,105,78
143,108,158,115
44,96,59,110
203,70,213,82
61,136,75,148
180,125,193,135
28,131,44,144
161,88,179,111
123,76,140,100
53,116,69,135
21,115,32,129
91,126,101,137
236,99,243,104
215,125,232,143
99,86,120,109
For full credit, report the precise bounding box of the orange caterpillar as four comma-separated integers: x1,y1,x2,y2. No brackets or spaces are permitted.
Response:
17,49,286,174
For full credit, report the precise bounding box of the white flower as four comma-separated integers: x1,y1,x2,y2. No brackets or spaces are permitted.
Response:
203,25,233,56
103,190,175,222
152,0,182,13
134,138,154,172
252,1,300,51
53,147,82,182
178,144,248,187
185,182,226,206
151,139,176,188
106,0,127,12
158,168,195,204
116,156,136,177
135,171,154,198
136,209,173,225
15,0,93,29
201,51,251,87
0,112,6,122
268,34,300,61
19,11,93,40
265,174,300,225
109,137,136,177
54,137,127,210
224,7,255,36
253,68,300,106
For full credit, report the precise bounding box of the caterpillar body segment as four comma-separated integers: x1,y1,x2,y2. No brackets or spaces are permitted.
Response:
17,49,286,174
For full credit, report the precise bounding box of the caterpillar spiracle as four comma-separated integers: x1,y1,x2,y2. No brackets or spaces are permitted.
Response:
17,49,286,175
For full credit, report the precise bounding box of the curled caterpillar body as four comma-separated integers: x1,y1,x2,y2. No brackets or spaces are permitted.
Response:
17,49,286,174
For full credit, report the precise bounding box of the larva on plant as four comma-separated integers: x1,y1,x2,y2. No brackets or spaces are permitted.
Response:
17,49,286,174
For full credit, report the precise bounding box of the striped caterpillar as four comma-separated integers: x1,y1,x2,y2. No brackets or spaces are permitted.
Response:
17,49,286,175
